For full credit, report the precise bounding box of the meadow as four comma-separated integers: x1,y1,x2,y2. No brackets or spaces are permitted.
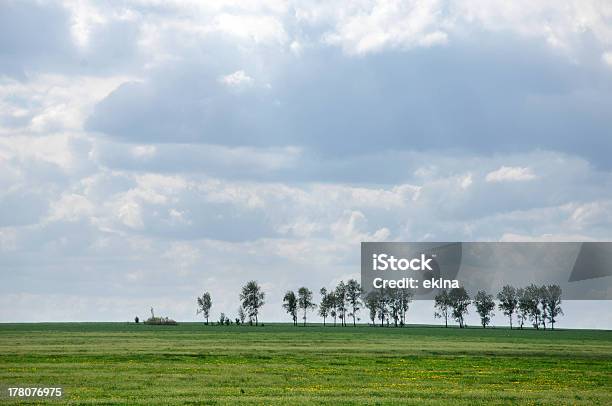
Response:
0,323,611,405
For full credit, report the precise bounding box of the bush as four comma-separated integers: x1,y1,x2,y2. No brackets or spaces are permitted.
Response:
144,317,177,325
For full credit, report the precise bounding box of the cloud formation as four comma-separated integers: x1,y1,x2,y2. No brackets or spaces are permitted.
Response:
1,0,611,324
485,166,536,183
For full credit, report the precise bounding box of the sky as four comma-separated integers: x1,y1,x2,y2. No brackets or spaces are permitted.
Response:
1,0,612,327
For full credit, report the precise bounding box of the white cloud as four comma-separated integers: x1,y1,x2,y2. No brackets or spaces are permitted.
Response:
131,145,157,159
64,0,108,48
454,0,612,54
307,0,612,56
500,232,597,242
0,74,130,134
290,40,303,56
161,242,200,269
330,210,390,243
213,14,288,44
48,193,95,222
117,200,144,228
603,51,612,67
485,166,536,182
219,70,254,87
460,173,473,189
569,200,612,228
322,0,449,55
0,134,79,171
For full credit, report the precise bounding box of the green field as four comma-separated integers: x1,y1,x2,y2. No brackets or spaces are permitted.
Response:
0,323,611,405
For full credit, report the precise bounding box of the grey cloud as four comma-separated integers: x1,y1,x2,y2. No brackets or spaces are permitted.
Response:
86,36,612,167
0,1,142,78
0,1,73,78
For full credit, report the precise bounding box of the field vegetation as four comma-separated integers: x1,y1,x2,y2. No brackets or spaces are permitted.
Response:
1,323,610,405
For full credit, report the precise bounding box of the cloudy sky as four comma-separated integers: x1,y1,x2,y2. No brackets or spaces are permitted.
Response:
1,0,612,327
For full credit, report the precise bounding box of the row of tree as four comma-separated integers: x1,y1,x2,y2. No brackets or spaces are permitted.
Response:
196,281,563,329
197,280,265,326
434,284,563,330
283,279,363,327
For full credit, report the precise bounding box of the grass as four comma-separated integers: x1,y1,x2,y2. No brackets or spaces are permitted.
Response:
0,323,611,405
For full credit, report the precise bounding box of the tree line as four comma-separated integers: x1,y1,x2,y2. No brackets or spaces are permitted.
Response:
434,284,563,330
284,279,363,327
196,280,563,329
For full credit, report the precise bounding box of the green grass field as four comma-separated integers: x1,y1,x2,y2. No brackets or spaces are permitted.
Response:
0,323,611,405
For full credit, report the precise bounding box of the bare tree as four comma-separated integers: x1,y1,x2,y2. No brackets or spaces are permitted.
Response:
497,285,517,329
196,292,212,324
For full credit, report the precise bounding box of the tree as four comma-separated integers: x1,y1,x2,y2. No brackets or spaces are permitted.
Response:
539,285,548,330
516,288,529,329
473,290,495,328
238,306,246,324
434,289,451,328
329,291,338,327
364,291,379,326
318,288,331,326
538,286,548,330
240,280,265,326
218,312,226,325
497,285,518,329
397,288,413,327
524,284,542,329
386,288,400,327
297,287,316,326
449,287,470,328
335,281,347,326
346,279,362,327
283,291,298,326
377,288,389,327
543,284,563,330
196,292,212,324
